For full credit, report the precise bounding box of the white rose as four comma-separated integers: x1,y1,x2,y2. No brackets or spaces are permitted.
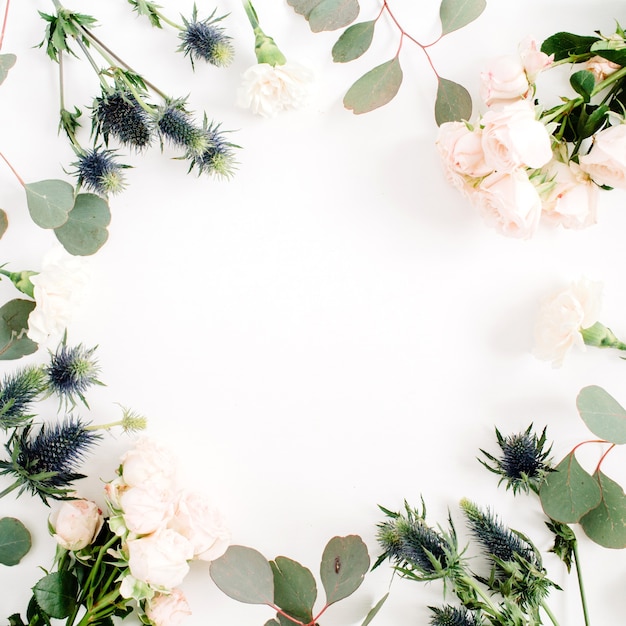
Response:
436,121,492,190
533,278,602,367
470,169,542,239
120,486,176,536
236,62,314,118
126,528,194,590
541,160,598,229
481,101,553,172
145,589,192,626
121,438,178,491
27,246,91,346
168,491,230,561
479,55,529,106
519,37,553,83
585,55,620,82
50,499,103,551
578,123,626,189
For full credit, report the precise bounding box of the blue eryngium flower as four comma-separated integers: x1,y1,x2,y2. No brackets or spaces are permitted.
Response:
186,119,238,179
0,366,46,430
45,341,102,409
156,101,208,155
479,425,552,494
0,417,101,501
93,89,152,149
429,605,481,626
179,7,234,68
72,147,129,196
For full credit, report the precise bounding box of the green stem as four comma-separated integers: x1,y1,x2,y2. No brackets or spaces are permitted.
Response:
572,542,591,626
0,478,21,498
540,600,561,626
457,573,502,617
152,6,182,30
241,0,260,30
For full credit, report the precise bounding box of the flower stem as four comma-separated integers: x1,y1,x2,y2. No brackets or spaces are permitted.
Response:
0,150,24,186
0,479,21,498
541,600,561,626
0,0,10,51
573,541,591,626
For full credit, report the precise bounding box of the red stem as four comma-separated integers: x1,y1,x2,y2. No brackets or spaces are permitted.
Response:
0,0,10,52
594,443,616,474
0,150,24,186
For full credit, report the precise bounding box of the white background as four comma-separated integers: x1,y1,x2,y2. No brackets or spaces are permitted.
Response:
1,0,626,624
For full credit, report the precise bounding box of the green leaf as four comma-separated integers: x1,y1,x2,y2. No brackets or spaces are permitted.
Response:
0,209,7,239
286,0,323,19
332,21,375,62
320,535,369,605
570,70,595,102
435,77,472,125
577,385,626,444
580,471,626,548
361,593,389,626
32,572,79,619
344,58,403,114
0,54,16,85
308,0,359,32
540,32,600,62
25,180,74,229
209,545,274,605
439,0,486,36
270,556,317,622
0,518,31,566
577,104,609,140
0,299,38,360
54,193,111,256
540,453,602,523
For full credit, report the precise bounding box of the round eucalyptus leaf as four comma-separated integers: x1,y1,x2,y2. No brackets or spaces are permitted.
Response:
580,471,626,548
308,0,359,32
320,535,369,605
344,58,403,115
210,545,274,605
440,0,486,36
32,571,79,619
0,517,31,566
25,180,74,229
332,21,375,63
270,556,317,622
0,299,38,360
0,53,16,85
539,453,601,523
435,77,472,125
286,0,323,19
577,385,626,444
0,209,7,239
54,193,111,256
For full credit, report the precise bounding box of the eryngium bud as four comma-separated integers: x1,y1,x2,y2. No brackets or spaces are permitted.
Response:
429,605,480,626
93,90,152,149
186,121,238,179
72,148,128,196
156,102,208,155
179,9,234,68
0,366,46,430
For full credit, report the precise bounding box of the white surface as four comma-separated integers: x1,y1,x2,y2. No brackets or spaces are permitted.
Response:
1,0,626,624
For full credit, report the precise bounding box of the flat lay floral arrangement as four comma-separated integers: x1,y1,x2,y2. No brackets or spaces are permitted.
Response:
2,1,626,626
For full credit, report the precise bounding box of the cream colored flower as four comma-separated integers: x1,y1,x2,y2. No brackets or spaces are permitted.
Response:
533,278,602,367
50,499,103,551
145,589,192,626
236,61,313,118
579,123,626,189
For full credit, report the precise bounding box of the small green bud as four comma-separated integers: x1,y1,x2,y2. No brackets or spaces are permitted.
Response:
0,269,37,298
580,321,626,350
254,28,286,66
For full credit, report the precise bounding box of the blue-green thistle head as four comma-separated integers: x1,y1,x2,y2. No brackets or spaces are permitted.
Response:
45,340,102,409
186,120,238,179
156,101,208,155
0,366,46,430
428,605,481,626
92,89,152,150
3,417,101,501
179,7,234,68
479,425,552,494
72,147,129,196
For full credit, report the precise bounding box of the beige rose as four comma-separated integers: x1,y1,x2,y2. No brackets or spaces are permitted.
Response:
145,589,192,626
480,55,529,106
579,123,626,189
50,499,103,551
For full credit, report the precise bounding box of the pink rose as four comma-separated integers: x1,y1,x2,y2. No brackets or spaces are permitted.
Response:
121,438,178,491
541,160,598,229
585,55,620,82
481,101,553,172
436,122,492,190
168,491,231,561
120,486,176,536
578,124,626,189
50,499,103,551
533,278,602,367
519,37,553,83
126,528,194,590
145,589,192,626
480,55,529,106
470,169,542,239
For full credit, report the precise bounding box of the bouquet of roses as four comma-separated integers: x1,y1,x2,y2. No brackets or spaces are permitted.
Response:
437,23,626,239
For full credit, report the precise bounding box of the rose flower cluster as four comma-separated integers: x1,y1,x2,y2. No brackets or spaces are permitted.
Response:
436,34,626,239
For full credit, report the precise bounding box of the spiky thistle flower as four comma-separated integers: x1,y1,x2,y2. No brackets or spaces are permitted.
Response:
92,89,153,149
0,417,101,502
0,366,46,430
72,147,129,196
44,339,103,409
428,605,481,626
155,100,209,155
375,500,461,582
479,425,553,495
185,118,238,179
179,6,234,68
